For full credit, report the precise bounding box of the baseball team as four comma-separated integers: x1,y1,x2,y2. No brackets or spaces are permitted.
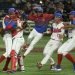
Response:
0,5,75,73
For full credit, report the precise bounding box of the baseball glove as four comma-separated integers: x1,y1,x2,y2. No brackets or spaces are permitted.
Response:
22,21,28,29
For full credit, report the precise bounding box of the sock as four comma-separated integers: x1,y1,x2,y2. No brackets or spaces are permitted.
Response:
3,57,11,70
0,55,5,63
58,54,63,65
65,53,75,63
18,55,25,70
10,50,17,71
11,56,17,71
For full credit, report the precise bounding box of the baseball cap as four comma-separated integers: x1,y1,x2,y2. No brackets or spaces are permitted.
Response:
69,11,75,16
54,12,62,18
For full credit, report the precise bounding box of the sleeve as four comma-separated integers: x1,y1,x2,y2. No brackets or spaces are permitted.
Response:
2,18,6,29
4,17,17,30
4,15,11,26
28,14,36,21
2,16,10,29
46,14,54,21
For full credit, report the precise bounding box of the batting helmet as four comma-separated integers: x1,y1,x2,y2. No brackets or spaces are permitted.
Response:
8,8,16,14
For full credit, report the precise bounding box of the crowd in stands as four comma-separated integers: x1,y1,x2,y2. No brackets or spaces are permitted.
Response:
0,0,75,21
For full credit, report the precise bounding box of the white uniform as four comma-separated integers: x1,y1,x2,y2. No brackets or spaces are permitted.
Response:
12,19,25,55
9,19,25,71
2,16,12,57
1,15,25,71
3,33,12,57
58,22,75,56
41,22,64,65
24,28,43,56
3,18,24,57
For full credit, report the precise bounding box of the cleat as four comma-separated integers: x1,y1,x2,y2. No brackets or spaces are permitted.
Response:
7,70,16,73
54,65,62,71
2,68,11,72
17,68,25,72
17,69,25,72
37,62,42,69
2,69,8,72
50,64,56,70
20,70,25,72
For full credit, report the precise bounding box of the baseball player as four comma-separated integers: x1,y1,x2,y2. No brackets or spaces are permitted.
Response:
7,11,26,72
55,11,75,71
9,19,25,72
37,12,65,70
23,6,54,56
0,8,16,67
0,8,26,72
0,8,20,72
22,6,55,67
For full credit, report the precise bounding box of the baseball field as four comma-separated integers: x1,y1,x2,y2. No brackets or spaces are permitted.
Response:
0,34,75,75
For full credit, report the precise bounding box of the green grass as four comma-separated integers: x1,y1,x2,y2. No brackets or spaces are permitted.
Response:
0,51,75,75
0,35,75,75
0,34,50,48
0,34,67,48
0,36,4,48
